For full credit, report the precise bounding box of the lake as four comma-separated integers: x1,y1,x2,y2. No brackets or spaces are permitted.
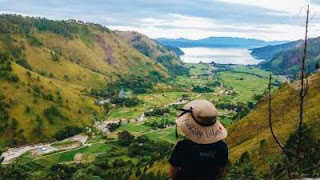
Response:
180,47,262,64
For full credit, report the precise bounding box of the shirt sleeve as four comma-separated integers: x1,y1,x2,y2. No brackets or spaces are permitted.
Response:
220,141,229,167
169,141,184,167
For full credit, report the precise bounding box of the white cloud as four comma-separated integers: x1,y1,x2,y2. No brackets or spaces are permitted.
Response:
109,13,310,41
2,0,320,41
141,14,217,29
216,0,311,15
110,23,307,41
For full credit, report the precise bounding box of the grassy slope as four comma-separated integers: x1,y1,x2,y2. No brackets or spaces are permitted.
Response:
226,72,320,170
115,31,188,76
0,16,169,146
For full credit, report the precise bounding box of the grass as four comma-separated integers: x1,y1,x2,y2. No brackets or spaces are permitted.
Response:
186,63,216,76
107,91,187,120
86,135,105,144
83,143,113,154
51,140,78,147
35,146,89,165
219,116,234,126
107,105,144,120
218,70,273,103
36,143,116,164
118,123,150,134
145,127,181,144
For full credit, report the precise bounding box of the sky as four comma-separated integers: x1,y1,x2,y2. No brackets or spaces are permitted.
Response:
1,0,320,41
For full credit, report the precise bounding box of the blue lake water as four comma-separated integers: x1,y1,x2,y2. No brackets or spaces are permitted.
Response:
180,47,263,65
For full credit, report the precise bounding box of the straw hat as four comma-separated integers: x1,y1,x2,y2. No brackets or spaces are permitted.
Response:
176,99,227,144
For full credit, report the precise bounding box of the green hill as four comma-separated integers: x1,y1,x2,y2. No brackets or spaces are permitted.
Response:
256,38,320,77
251,40,303,61
115,31,189,76
227,72,320,174
0,14,170,146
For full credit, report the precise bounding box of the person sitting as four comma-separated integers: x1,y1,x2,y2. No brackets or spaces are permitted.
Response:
168,99,228,180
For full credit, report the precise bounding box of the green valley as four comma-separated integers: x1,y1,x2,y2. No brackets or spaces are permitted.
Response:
0,11,319,180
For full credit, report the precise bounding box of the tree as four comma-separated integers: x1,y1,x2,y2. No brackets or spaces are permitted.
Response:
55,126,83,140
226,151,263,180
0,156,42,180
284,124,320,177
117,131,134,146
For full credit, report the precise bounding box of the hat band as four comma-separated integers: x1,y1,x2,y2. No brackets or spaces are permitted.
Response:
178,107,216,127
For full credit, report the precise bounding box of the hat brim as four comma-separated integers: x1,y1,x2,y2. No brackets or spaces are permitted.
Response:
176,113,227,144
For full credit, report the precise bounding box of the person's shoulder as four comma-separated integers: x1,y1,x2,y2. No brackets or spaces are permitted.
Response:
217,140,228,149
176,139,193,147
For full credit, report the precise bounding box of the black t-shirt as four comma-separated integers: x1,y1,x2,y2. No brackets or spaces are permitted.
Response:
169,140,228,180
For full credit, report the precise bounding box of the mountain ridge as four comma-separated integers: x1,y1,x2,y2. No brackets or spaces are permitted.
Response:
115,31,189,76
252,37,320,77
156,37,289,48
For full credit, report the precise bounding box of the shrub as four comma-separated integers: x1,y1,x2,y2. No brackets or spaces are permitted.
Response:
108,122,120,132
16,58,32,70
144,118,175,129
51,52,60,62
117,131,134,146
43,106,64,124
26,35,43,47
128,137,172,159
32,116,43,136
25,106,31,113
145,107,170,117
110,97,140,107
0,95,9,124
11,117,18,130
192,85,214,93
8,74,19,82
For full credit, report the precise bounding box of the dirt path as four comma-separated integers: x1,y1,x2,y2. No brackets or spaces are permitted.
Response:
1,134,88,164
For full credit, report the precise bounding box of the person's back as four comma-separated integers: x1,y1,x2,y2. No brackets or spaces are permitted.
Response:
168,99,228,180
169,140,228,180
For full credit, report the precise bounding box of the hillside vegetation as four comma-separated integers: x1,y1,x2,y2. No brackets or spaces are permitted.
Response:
226,72,320,175
115,31,189,76
0,14,170,146
251,40,303,60
253,37,320,77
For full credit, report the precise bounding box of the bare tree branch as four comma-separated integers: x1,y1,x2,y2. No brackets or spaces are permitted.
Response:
296,4,309,165
268,74,284,150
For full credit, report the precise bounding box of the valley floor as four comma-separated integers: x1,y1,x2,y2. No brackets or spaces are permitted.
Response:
1,63,282,166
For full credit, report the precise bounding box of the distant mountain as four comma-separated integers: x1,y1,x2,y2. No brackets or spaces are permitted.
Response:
257,37,320,77
115,31,189,76
250,40,304,60
156,37,288,48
